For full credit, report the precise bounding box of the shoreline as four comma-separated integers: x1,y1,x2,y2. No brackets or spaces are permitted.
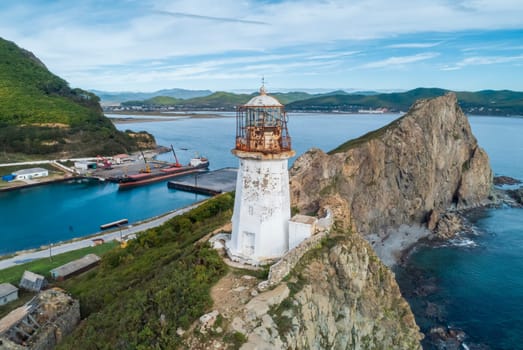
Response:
0,198,209,270
0,175,84,193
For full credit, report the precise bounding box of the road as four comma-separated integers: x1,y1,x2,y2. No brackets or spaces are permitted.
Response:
0,201,205,271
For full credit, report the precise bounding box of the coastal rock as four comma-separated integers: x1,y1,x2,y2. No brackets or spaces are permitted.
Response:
493,175,521,186
506,188,523,205
237,234,423,350
290,93,492,262
428,326,466,350
432,213,465,240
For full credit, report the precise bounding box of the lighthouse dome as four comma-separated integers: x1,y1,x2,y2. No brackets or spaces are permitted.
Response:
244,85,283,107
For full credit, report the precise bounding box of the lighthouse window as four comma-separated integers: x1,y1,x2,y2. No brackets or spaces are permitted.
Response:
249,206,253,215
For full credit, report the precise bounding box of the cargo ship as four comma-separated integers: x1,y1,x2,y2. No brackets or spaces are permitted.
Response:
114,156,209,189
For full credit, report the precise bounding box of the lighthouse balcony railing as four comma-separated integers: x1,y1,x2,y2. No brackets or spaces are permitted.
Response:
235,136,292,153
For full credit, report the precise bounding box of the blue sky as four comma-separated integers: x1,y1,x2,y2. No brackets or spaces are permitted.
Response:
1,0,522,92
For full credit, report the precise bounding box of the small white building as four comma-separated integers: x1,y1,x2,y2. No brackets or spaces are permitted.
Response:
12,167,48,181
288,215,317,250
0,283,18,306
74,161,97,171
113,154,131,164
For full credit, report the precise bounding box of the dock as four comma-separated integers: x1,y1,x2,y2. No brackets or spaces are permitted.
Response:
100,218,128,230
167,168,237,195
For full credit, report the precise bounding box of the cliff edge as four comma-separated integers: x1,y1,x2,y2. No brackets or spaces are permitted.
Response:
290,93,492,264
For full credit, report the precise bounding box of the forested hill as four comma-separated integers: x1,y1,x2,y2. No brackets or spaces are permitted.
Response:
116,87,523,116
120,91,314,109
286,88,523,115
0,37,150,161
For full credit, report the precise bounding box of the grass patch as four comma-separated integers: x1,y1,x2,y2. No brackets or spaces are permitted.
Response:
328,115,404,154
223,331,247,349
0,241,118,285
232,265,269,280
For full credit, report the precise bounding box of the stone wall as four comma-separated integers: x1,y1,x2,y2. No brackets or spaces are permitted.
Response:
264,231,327,288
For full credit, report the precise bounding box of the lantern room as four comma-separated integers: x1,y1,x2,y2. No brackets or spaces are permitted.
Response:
235,85,291,154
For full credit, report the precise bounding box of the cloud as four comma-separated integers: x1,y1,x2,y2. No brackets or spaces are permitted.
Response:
154,10,268,25
1,0,522,90
308,51,359,60
441,54,523,70
360,53,440,69
387,42,442,49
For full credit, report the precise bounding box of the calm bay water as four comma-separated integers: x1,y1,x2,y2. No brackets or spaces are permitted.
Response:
1,112,522,348
0,112,400,256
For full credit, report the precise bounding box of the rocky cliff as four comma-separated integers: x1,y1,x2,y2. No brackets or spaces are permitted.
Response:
265,234,422,350
290,93,492,264
189,233,422,350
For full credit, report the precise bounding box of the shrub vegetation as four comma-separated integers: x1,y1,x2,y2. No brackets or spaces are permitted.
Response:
57,193,234,349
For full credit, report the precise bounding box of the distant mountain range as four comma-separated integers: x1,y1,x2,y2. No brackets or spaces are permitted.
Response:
92,88,213,105
109,87,523,116
286,88,523,115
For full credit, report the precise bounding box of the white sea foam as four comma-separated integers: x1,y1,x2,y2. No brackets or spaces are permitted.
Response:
448,237,477,248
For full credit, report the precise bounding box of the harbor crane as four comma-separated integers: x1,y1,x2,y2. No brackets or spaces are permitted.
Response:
139,150,151,173
171,144,182,167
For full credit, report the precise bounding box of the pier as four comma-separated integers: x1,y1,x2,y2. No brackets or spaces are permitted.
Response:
167,168,237,195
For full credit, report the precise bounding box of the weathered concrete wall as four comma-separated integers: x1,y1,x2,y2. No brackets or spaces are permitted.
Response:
265,231,327,288
230,157,292,262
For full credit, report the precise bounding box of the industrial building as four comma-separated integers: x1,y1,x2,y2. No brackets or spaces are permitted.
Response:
12,168,48,181
0,283,18,306
50,254,101,281
74,161,97,171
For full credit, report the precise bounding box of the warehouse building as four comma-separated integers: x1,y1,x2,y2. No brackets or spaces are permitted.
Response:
50,254,101,281
12,168,48,181
0,283,18,306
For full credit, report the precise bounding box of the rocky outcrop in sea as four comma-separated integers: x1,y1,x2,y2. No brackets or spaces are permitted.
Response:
290,93,492,265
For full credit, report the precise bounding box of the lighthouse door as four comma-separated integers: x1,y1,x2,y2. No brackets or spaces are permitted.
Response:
242,231,255,256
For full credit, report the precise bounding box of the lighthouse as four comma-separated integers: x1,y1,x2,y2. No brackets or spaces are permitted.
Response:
228,85,295,264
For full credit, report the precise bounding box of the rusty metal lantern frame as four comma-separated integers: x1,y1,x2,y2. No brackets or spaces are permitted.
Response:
235,103,291,154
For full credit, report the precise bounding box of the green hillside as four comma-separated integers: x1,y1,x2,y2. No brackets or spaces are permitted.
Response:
0,37,150,160
120,91,314,109
57,194,234,349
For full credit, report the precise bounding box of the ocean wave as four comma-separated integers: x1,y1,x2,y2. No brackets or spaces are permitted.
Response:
435,236,478,248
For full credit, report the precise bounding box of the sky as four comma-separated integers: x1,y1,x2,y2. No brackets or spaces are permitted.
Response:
1,0,522,93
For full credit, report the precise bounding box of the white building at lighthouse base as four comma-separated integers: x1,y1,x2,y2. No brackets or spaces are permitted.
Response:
227,150,295,265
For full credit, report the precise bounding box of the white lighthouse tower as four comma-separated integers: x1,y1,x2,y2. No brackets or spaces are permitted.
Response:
228,85,295,264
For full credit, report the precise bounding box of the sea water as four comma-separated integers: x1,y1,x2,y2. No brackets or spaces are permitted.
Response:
1,112,522,348
395,115,523,349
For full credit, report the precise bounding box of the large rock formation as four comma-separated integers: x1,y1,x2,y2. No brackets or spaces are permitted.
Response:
190,233,423,349
290,93,492,264
268,234,422,349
